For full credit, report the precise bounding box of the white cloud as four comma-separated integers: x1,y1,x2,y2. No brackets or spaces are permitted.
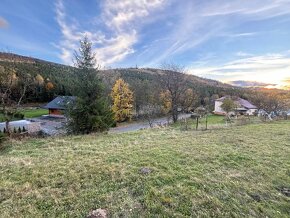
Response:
54,0,290,68
189,52,290,85
55,0,166,66
236,52,253,57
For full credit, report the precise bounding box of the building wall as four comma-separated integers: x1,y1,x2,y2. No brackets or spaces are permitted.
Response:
214,101,225,115
246,109,257,115
214,101,257,116
49,109,63,116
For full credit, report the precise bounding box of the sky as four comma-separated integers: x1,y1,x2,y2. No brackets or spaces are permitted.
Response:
0,0,290,88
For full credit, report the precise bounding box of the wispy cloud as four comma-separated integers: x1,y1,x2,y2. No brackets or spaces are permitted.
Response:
0,17,9,28
55,0,166,66
236,52,253,57
201,0,290,18
142,0,290,66
223,32,258,38
54,0,290,70
189,52,290,85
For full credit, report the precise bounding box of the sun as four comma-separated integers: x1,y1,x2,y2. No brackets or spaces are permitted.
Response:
265,78,290,90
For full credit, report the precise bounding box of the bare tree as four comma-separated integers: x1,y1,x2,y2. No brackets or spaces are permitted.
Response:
0,53,34,135
159,63,190,123
221,98,237,125
17,72,34,105
141,104,163,128
0,65,17,135
251,92,287,120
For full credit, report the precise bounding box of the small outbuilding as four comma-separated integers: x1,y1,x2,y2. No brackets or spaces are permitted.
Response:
43,96,75,117
213,96,257,115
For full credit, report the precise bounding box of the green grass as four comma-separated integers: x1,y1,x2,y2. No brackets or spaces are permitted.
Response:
172,114,226,130
0,122,290,217
21,108,48,118
173,114,262,130
0,108,48,122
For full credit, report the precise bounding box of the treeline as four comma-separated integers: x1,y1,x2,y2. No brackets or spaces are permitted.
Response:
0,56,244,112
0,60,73,102
1,52,289,120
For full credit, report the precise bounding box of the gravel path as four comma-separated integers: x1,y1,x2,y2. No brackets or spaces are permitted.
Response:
29,114,191,135
109,114,191,134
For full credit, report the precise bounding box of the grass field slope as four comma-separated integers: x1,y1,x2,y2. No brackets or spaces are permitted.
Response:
0,122,290,217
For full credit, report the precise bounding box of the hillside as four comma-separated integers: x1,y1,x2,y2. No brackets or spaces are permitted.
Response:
0,52,246,112
0,122,289,217
0,52,232,88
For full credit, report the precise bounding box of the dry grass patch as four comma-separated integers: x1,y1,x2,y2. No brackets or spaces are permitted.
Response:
0,122,289,217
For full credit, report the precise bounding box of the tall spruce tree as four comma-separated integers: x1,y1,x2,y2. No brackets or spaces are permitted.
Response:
66,36,114,134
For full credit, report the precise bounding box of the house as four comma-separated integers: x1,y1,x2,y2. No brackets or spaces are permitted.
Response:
213,96,257,115
43,96,75,117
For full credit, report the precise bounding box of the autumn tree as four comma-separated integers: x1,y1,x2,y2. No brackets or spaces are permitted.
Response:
160,90,172,115
221,98,237,124
0,55,33,135
159,63,190,123
251,92,287,119
180,88,197,112
111,78,134,122
66,36,114,134
0,65,16,135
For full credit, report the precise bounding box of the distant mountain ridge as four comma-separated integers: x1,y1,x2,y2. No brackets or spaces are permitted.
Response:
0,52,233,89
0,52,65,66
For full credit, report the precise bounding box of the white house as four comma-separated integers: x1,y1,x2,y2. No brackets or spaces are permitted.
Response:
213,96,257,115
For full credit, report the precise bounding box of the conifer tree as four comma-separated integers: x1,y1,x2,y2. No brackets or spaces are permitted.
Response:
111,78,134,122
66,36,114,134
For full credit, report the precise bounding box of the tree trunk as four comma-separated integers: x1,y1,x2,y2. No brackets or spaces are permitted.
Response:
17,86,27,106
196,117,199,130
172,108,178,123
5,120,10,136
205,115,208,130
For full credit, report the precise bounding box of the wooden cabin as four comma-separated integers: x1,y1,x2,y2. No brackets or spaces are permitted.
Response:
43,96,75,117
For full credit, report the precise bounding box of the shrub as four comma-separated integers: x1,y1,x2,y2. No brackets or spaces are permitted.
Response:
13,112,24,119
0,132,6,145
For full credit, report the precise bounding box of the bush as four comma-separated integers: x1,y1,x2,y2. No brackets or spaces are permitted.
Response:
0,132,6,145
13,112,24,120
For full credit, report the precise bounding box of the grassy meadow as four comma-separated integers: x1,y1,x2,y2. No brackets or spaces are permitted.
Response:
0,108,48,122
20,108,48,118
0,121,290,217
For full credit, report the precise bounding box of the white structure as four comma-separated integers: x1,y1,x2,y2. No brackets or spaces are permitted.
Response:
0,120,41,134
214,96,257,115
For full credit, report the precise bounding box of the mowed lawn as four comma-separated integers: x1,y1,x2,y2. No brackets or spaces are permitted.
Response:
21,108,48,118
0,122,289,217
0,108,48,122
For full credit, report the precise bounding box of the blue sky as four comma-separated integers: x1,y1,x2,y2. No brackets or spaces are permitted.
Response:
1,0,290,87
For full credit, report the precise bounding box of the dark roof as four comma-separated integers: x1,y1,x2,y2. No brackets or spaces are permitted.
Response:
43,96,75,110
216,96,257,109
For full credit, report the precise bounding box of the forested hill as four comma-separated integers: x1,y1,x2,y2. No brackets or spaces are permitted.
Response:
0,52,241,105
